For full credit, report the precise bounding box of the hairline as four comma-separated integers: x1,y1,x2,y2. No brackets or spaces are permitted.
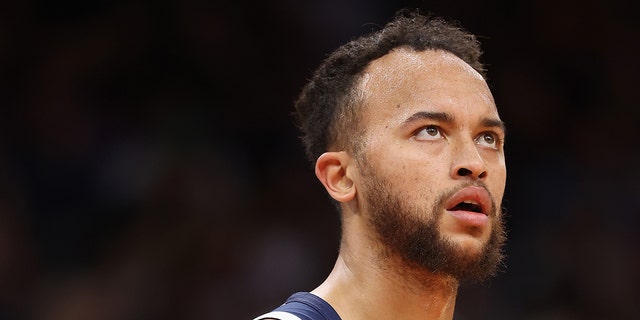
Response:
329,47,478,161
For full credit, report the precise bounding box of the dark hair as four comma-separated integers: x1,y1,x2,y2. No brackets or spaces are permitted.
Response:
294,9,485,163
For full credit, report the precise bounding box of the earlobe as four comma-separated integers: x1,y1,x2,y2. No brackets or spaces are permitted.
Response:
315,152,356,203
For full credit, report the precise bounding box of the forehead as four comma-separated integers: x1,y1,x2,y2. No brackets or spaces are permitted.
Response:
356,48,497,127
360,48,486,88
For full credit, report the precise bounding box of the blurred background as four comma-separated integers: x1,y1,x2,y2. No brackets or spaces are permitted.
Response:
0,0,638,319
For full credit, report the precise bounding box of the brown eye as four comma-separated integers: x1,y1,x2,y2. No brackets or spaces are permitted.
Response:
476,132,499,149
415,125,443,141
425,126,439,136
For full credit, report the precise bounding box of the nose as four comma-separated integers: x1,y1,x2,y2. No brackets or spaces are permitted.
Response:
450,142,488,180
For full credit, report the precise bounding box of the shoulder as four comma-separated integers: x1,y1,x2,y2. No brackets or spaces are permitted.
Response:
253,310,303,320
254,292,341,320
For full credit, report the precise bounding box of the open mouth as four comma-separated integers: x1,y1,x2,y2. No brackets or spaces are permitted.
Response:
449,201,483,214
444,186,491,216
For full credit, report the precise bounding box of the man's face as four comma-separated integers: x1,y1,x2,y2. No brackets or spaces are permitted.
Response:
353,48,507,281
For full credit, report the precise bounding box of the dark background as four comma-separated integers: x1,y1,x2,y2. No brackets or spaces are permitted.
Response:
0,0,638,319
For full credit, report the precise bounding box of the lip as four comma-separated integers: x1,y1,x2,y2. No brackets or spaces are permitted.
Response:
444,186,492,226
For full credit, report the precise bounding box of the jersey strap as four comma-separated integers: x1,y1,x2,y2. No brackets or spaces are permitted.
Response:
253,310,302,320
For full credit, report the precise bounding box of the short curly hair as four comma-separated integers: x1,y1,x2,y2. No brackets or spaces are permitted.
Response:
294,9,485,163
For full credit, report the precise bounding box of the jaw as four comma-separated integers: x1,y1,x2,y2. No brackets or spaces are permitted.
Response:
440,232,489,257
438,214,493,256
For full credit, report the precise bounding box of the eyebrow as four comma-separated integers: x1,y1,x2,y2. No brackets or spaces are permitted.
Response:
480,117,507,134
403,111,506,133
404,111,454,124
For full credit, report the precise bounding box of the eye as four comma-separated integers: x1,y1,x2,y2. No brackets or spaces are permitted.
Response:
475,132,501,149
415,125,443,141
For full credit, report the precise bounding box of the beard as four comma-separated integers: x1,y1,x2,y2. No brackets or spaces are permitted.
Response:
360,162,506,282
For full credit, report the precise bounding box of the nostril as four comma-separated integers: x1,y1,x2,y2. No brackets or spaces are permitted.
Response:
457,167,487,179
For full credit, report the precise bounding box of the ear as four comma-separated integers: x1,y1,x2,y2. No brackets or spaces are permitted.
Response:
315,151,356,203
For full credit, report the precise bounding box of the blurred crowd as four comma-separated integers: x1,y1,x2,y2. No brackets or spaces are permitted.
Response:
0,0,638,319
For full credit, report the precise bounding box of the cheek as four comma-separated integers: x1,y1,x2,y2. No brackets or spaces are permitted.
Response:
385,159,446,199
489,164,507,200
364,141,449,194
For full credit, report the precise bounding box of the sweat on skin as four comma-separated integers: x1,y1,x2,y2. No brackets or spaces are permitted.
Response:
312,48,506,320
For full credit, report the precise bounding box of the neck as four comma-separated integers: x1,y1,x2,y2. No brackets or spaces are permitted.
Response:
312,221,460,320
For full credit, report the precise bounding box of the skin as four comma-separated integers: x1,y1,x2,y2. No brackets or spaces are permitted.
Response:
312,48,507,320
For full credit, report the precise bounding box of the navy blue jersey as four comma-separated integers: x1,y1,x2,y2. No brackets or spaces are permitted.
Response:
254,292,342,320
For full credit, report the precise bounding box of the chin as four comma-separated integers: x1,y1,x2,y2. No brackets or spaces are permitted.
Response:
445,232,490,256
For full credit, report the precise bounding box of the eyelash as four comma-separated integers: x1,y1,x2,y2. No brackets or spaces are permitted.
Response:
476,131,503,149
413,125,503,148
413,125,443,139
